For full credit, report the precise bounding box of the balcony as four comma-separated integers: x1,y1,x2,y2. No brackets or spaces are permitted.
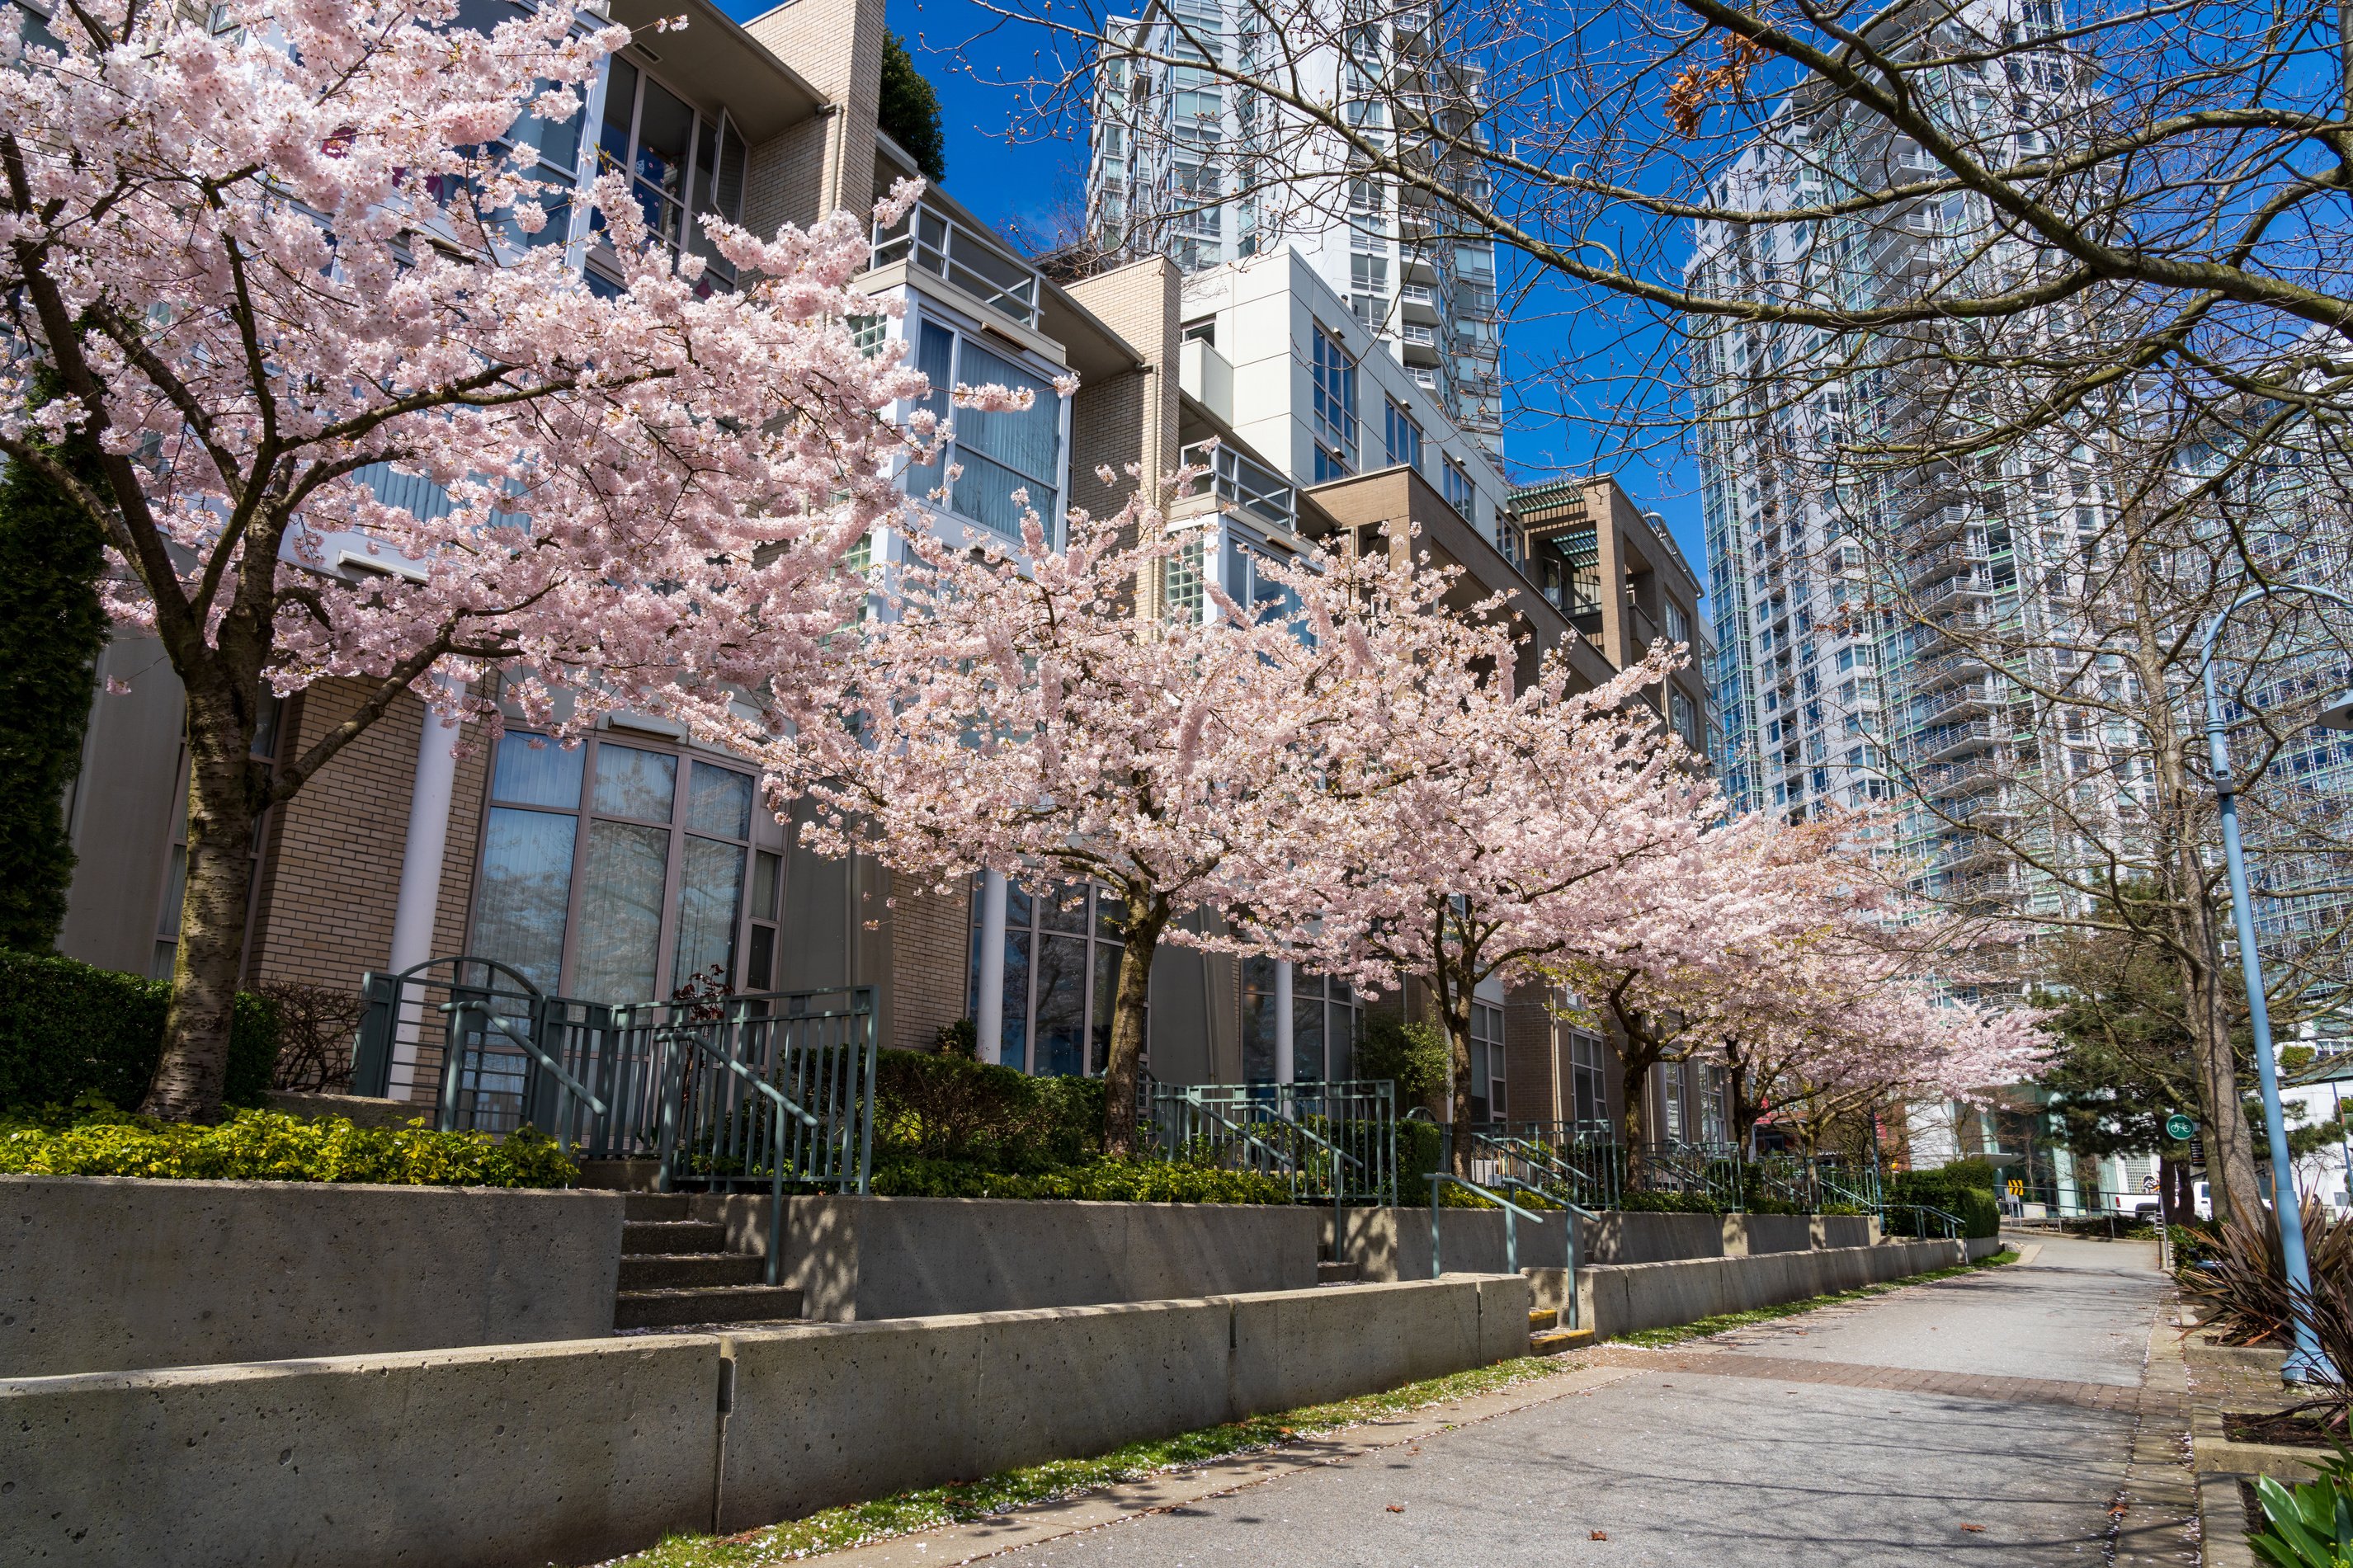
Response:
1178,440,1294,531
1930,833,2006,873
1922,755,2005,796
1916,605,1997,652
871,201,1041,328
1399,282,1440,318
1914,572,1995,610
1904,538,1988,586
1902,717,2012,762
1909,680,1997,728
1408,365,1439,392
1906,647,1990,688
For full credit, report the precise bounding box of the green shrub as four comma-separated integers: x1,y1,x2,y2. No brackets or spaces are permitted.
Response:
1358,1017,1452,1108
0,1105,576,1186
872,1048,1106,1171
1616,1187,1728,1214
1397,1118,1445,1202
2247,1443,2353,1568
870,1153,1290,1204
1887,1166,2002,1237
0,949,280,1112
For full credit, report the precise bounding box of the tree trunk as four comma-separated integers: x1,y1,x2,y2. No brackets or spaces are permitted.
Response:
1433,973,1475,1180
2158,1154,2198,1227
1099,893,1169,1159
2176,883,2263,1229
1618,1056,1653,1188
139,695,262,1122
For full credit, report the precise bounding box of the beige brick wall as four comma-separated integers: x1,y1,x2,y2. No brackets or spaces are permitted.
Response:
1066,257,1181,534
246,680,419,996
886,873,970,1052
743,0,884,219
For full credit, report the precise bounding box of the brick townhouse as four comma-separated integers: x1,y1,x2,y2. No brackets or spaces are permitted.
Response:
51,0,1719,1138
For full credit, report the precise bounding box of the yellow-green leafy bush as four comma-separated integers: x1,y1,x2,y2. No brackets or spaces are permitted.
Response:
0,1107,577,1187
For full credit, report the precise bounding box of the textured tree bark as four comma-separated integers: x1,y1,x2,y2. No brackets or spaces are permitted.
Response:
139,679,265,1122
1098,893,1168,1159
1433,969,1475,1180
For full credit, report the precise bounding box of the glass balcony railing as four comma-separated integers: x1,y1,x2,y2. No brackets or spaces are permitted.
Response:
1181,440,1294,530
871,202,1042,327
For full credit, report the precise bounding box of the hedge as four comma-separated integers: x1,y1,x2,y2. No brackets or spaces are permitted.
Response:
873,1048,1106,1172
870,1153,1292,1203
0,1107,578,1186
1887,1167,2002,1238
0,949,280,1112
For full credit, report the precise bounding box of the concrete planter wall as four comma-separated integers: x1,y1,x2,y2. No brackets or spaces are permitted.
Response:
0,1175,624,1377
1329,1206,1884,1280
1530,1237,1969,1339
690,1194,1323,1320
2,1276,1532,1568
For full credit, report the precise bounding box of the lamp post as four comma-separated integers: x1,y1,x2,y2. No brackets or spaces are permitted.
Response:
2198,582,2353,1385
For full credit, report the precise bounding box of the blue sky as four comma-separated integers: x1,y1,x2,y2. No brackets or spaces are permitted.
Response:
721,0,1712,590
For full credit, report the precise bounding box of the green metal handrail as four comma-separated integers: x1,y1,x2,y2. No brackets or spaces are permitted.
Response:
653,1025,821,1288
1884,1203,1965,1241
1427,1173,1547,1277
439,1001,606,1154
1489,1175,1601,1330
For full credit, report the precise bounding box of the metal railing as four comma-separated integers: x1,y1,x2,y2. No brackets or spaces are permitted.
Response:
354,960,879,1198
645,990,879,1202
1428,1173,1546,1276
870,202,1042,327
1177,440,1295,531
1143,1079,1397,1205
1882,1203,1965,1239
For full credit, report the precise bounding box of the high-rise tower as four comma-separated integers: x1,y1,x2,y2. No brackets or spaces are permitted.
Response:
1086,0,1503,460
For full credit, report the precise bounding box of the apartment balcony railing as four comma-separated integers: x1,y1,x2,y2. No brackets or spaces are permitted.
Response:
1904,538,1988,586
1916,605,1997,651
1408,365,1440,391
1930,833,2005,873
871,201,1042,328
1922,754,2006,796
1914,572,1996,610
1905,647,1991,689
1399,282,1439,313
1180,440,1294,530
1908,680,1999,729
1400,322,1438,346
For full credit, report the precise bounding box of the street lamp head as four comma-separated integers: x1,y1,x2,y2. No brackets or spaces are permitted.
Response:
2319,689,2353,733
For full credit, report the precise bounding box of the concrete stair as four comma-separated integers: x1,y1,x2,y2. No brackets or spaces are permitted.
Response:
612,1194,802,1331
1527,1307,1593,1357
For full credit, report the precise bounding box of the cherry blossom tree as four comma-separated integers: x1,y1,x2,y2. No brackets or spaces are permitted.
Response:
1232,599,1714,1177
774,483,1439,1156
0,0,930,1119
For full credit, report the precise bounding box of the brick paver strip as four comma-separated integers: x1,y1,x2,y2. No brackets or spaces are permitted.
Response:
1589,1344,2146,1410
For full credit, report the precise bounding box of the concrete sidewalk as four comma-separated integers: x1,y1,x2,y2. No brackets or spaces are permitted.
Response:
898,1235,2190,1567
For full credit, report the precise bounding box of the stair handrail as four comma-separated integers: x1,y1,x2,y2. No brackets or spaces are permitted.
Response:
653,1023,819,1287
1487,1175,1601,1331
1884,1203,1965,1241
1158,1095,1308,1193
1474,1130,1601,1208
440,1000,607,1154
1427,1173,1546,1278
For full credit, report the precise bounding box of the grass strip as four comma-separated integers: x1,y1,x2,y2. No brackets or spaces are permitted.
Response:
601,1354,1578,1568
1614,1248,2022,1348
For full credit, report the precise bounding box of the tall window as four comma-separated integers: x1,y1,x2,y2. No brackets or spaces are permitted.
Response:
1568,1029,1608,1131
969,880,1126,1075
471,732,757,1003
1243,954,1279,1081
1470,1001,1506,1121
1294,972,1358,1082
1309,325,1359,482
1442,455,1475,519
1383,399,1423,473
595,56,746,290
904,322,1065,544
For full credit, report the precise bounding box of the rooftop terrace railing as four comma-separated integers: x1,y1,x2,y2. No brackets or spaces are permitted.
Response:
871,201,1042,328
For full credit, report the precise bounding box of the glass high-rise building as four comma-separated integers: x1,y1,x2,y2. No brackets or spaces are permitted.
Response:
1086,0,1503,460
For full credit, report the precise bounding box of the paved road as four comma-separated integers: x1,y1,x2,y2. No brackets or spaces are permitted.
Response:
997,1236,2176,1567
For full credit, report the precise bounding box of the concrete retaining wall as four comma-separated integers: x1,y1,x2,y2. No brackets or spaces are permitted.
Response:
2,1277,1530,1568
0,1175,625,1377
691,1194,1323,1320
1331,1206,1884,1278
1533,1238,1968,1339
0,1335,723,1568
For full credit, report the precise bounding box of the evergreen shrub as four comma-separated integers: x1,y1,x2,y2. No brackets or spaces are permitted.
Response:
0,949,279,1112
